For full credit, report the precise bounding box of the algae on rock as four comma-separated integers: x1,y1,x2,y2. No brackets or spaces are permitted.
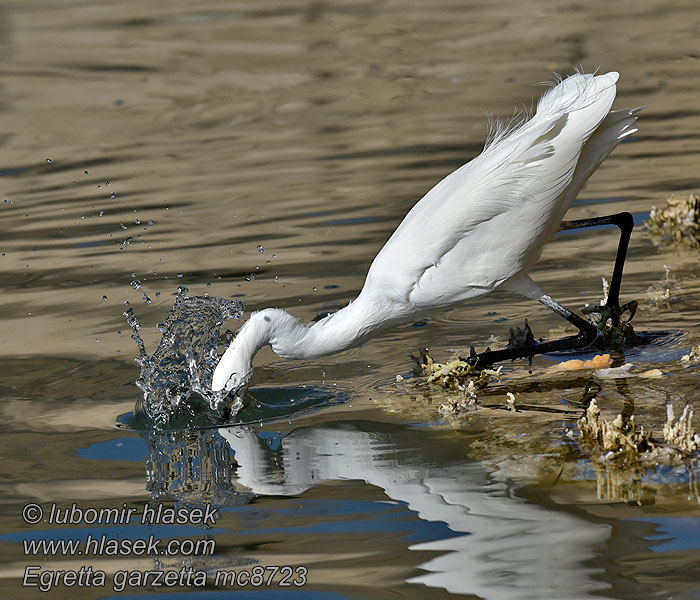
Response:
578,398,698,462
647,192,700,247
412,348,502,414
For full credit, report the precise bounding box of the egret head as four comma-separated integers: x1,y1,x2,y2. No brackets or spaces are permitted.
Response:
211,358,252,396
211,308,290,398
211,307,309,399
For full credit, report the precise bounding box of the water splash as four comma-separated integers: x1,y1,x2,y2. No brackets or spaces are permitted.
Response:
124,287,244,429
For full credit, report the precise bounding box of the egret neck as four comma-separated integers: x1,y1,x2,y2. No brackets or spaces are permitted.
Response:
211,290,406,392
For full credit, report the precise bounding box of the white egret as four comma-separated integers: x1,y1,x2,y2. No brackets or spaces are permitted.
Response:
212,70,640,395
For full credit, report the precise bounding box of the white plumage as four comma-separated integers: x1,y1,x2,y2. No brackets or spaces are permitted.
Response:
212,70,639,394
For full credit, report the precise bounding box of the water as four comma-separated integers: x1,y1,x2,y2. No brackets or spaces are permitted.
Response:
124,286,244,428
122,286,346,430
1,1,700,598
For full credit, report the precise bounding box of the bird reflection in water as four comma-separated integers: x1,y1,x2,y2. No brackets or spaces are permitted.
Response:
140,420,612,598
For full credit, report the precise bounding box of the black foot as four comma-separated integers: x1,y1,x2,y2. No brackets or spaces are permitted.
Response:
507,319,536,348
582,299,639,348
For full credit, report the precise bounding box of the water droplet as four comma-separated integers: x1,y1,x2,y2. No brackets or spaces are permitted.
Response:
143,292,152,305
257,245,264,253
313,287,317,291
131,279,141,290
272,254,276,258
177,273,183,279
120,222,128,230
206,283,211,287
45,158,52,164
134,219,141,225
155,291,161,298
105,181,110,186
123,300,130,306
101,295,107,301
84,170,88,175
147,220,154,226
110,192,116,199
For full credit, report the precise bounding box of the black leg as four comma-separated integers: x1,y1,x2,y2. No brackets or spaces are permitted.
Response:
559,211,634,319
470,212,637,367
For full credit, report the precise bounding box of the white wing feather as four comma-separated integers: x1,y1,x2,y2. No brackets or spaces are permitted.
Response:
362,71,631,311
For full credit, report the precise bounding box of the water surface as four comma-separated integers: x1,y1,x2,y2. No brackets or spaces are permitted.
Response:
1,1,699,598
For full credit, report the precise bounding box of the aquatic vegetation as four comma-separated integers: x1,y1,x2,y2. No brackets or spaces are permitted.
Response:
413,348,502,390
393,340,700,505
576,399,699,503
578,399,650,457
647,192,700,247
415,349,615,415
578,398,698,462
411,348,502,414
436,380,481,415
412,348,500,388
681,345,700,365
663,404,700,454
125,287,244,429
